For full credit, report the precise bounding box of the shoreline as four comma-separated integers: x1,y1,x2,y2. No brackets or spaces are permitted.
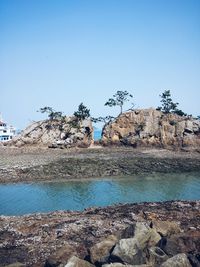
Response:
0,200,199,266
0,146,200,184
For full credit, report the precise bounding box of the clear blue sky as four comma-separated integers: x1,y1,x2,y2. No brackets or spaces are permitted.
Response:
0,0,200,129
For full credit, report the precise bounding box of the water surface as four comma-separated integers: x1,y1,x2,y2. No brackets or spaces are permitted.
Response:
0,172,199,215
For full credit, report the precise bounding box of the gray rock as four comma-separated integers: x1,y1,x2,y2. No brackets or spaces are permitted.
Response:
64,256,95,267
4,263,25,267
148,246,168,266
112,222,161,265
102,264,152,267
90,235,118,264
161,253,192,267
152,220,181,237
44,244,87,267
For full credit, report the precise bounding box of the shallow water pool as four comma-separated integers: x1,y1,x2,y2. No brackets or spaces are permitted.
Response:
0,172,199,215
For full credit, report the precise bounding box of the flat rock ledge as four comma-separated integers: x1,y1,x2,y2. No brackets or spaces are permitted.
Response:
0,201,199,267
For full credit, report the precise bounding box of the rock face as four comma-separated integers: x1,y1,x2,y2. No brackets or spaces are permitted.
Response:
7,117,93,148
102,109,200,150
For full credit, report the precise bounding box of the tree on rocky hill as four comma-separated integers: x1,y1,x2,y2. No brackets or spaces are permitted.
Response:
38,107,64,120
105,90,133,114
157,90,186,116
74,103,90,121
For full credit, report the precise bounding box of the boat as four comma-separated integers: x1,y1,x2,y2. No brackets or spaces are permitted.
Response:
0,114,16,141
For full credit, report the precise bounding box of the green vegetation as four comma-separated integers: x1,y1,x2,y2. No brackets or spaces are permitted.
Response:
105,90,133,114
92,116,115,124
38,89,191,131
73,103,90,120
157,90,186,116
38,107,64,120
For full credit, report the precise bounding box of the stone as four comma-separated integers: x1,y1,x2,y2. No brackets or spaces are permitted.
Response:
90,235,118,264
162,231,200,256
148,246,168,266
102,264,152,267
160,253,192,267
112,237,146,265
44,244,87,267
152,220,181,237
4,263,25,267
112,222,161,265
64,256,95,267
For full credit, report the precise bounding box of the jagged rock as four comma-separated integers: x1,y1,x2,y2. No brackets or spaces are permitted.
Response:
102,264,152,267
7,117,93,148
102,109,200,150
161,231,200,257
160,253,192,267
4,263,25,267
152,220,181,237
89,235,118,264
64,256,95,267
44,244,87,267
112,222,161,265
148,246,168,266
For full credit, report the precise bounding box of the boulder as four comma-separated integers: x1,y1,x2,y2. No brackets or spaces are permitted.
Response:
161,231,200,256
4,263,25,267
64,256,95,267
112,222,161,265
152,220,181,237
102,109,200,150
160,253,192,267
102,264,152,267
44,244,87,267
89,235,118,264
148,246,168,266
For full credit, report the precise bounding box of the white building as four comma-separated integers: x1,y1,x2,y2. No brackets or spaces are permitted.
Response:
0,114,16,141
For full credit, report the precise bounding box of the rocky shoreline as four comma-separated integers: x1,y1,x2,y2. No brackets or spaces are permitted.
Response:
0,201,199,266
0,147,200,183
0,147,200,266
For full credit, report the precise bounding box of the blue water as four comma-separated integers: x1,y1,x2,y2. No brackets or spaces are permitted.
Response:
0,172,199,215
94,129,102,141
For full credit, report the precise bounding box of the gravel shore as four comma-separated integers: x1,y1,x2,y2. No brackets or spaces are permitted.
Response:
0,146,200,183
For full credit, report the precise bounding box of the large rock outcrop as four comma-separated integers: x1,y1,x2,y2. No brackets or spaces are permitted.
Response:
7,117,93,148
102,108,200,150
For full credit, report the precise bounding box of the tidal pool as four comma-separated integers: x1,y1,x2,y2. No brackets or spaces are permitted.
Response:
0,172,200,215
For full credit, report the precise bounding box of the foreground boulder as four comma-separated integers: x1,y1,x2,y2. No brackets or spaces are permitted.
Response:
89,235,118,265
6,117,93,148
160,253,192,267
102,108,200,150
65,256,95,267
151,220,181,237
102,264,152,267
112,222,161,265
44,244,87,267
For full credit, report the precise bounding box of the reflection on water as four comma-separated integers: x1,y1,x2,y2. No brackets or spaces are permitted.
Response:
0,172,199,215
